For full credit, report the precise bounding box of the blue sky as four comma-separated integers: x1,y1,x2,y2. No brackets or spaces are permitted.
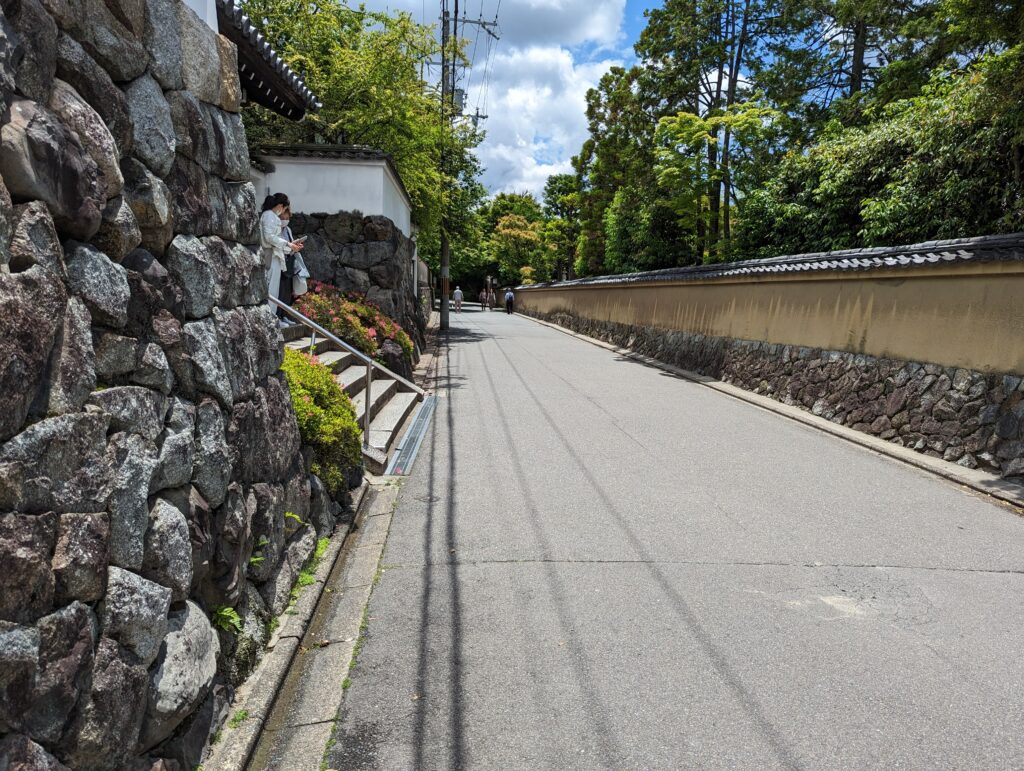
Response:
622,0,660,46
367,0,663,196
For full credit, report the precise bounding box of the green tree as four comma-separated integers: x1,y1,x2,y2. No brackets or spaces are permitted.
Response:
479,192,544,232
489,213,547,284
239,0,482,255
551,0,1022,274
735,47,1024,256
542,174,581,279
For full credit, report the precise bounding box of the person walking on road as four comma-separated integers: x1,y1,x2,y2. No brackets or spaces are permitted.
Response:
488,288,497,311
453,286,464,313
504,289,515,314
479,288,487,309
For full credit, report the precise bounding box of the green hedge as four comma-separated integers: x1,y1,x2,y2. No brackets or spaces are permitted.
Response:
281,349,362,497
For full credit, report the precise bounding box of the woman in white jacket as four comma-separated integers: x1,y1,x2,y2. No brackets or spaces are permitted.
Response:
259,193,304,323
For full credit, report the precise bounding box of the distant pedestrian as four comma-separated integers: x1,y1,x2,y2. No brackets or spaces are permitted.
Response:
479,288,487,308
504,289,515,314
487,289,497,310
453,286,464,313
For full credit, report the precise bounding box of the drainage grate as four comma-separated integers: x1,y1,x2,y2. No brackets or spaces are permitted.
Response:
385,395,436,475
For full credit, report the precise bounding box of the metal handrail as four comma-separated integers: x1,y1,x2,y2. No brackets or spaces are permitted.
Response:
271,298,425,447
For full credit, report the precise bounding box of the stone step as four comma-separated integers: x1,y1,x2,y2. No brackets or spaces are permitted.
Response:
351,377,398,426
367,391,420,455
280,323,308,343
318,350,360,374
285,336,334,356
336,365,368,397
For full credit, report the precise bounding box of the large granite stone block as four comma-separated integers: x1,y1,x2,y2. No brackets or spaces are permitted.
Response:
0,265,67,441
52,512,110,604
124,73,176,177
100,566,170,667
122,158,173,255
0,512,58,624
57,636,148,769
0,411,111,514
0,99,104,240
139,601,219,750
64,242,130,328
48,78,122,199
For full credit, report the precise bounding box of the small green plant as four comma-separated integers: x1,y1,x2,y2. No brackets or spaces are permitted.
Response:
284,511,304,525
228,709,249,729
211,605,243,635
321,725,339,771
248,554,265,566
267,616,280,635
342,677,352,690
313,536,330,562
351,604,371,662
257,536,270,548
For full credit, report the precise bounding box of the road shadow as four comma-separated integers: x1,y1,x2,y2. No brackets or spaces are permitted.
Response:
411,335,468,768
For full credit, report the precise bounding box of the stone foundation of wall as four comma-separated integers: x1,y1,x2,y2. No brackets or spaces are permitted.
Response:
289,210,426,351
528,310,1024,479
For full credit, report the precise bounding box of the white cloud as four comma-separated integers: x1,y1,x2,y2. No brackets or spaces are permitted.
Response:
467,46,622,194
361,0,629,196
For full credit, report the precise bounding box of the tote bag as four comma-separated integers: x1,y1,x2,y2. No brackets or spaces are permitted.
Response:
292,253,311,297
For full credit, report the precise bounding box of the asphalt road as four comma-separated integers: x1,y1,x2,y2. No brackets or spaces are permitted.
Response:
327,307,1024,769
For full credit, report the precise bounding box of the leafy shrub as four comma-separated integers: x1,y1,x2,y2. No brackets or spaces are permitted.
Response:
281,348,362,497
294,281,415,364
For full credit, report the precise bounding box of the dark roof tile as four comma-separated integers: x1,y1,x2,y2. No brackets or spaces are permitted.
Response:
522,233,1024,289
216,0,321,113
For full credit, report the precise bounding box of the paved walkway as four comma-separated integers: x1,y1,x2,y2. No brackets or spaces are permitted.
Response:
326,308,1024,768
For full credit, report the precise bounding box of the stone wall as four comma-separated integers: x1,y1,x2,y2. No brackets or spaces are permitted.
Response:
526,311,1024,480
288,210,426,350
0,1,346,768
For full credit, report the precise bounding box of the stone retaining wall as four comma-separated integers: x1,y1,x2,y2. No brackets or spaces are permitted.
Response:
289,210,426,350
526,311,1024,479
0,1,347,768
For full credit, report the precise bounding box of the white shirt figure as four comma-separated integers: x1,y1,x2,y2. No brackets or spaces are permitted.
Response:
259,209,290,306
453,286,464,312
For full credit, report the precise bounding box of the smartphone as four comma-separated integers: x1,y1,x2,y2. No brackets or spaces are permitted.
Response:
294,235,308,243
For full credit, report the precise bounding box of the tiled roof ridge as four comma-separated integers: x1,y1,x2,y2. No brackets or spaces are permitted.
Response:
523,233,1024,288
256,143,390,159
216,0,322,111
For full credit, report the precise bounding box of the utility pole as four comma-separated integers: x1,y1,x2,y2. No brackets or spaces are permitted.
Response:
438,3,498,331
439,4,450,330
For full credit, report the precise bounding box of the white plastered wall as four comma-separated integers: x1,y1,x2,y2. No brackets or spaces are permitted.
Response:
253,156,413,236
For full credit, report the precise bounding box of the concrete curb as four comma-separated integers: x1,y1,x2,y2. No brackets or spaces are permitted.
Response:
202,481,373,771
522,313,1024,512
243,482,401,770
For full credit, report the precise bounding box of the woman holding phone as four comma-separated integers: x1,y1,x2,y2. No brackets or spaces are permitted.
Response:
259,193,305,326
